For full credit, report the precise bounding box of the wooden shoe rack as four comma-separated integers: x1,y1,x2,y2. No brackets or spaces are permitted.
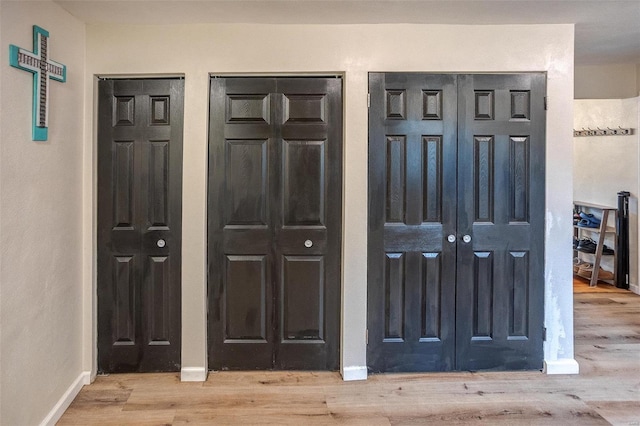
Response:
573,201,617,287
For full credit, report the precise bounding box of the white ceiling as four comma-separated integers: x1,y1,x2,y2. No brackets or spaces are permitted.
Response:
54,0,640,65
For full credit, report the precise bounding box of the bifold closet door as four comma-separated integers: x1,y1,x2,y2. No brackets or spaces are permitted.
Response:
97,79,184,373
208,77,342,370
455,73,545,371
367,73,459,372
368,73,545,372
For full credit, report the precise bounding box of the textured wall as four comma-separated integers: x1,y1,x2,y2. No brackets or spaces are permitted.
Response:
84,23,576,376
0,1,86,424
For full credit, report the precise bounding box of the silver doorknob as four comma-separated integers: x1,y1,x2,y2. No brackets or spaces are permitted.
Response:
304,239,313,248
157,239,166,248
447,234,456,243
462,235,472,243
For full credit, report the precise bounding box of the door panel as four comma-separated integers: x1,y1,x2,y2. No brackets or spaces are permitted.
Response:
368,73,544,372
98,79,183,373
208,77,342,371
368,73,458,372
456,73,545,371
209,78,276,370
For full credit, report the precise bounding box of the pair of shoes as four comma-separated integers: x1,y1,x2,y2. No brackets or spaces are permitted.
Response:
577,212,601,228
576,238,597,253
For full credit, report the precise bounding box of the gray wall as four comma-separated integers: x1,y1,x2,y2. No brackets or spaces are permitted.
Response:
575,63,640,99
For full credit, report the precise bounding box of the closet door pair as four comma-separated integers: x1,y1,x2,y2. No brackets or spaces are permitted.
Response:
208,77,342,370
368,73,545,372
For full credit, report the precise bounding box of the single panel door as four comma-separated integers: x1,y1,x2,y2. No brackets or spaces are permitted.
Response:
208,77,342,370
368,73,458,372
97,79,184,373
455,74,545,371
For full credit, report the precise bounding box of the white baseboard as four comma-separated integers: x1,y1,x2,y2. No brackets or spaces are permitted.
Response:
341,365,368,381
544,358,579,375
181,367,208,382
40,371,91,426
629,283,639,295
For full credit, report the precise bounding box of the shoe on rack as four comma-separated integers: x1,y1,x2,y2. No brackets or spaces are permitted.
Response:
602,245,615,255
578,218,601,228
576,238,597,253
573,213,581,225
573,257,587,273
577,262,594,278
573,238,579,249
578,212,601,228
578,263,614,280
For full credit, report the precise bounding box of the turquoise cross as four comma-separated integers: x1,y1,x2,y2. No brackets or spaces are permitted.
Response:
9,26,66,141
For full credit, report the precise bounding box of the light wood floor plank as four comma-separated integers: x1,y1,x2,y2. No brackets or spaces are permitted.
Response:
58,279,640,425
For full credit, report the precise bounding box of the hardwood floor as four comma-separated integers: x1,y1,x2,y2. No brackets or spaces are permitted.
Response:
59,279,640,425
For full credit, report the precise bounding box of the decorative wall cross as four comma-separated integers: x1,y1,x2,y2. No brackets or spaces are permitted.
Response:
9,26,66,141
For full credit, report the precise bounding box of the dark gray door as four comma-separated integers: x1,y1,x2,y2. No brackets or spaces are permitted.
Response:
455,74,545,370
368,73,545,372
208,77,342,370
97,79,184,373
367,73,458,372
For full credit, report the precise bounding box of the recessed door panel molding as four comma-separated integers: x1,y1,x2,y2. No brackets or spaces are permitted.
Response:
474,136,495,223
369,73,545,373
508,251,530,339
224,255,268,341
421,252,442,341
472,251,494,339
283,94,326,123
113,255,136,345
510,136,530,223
385,136,406,224
226,94,270,123
114,96,135,126
98,78,184,373
283,140,326,227
113,141,135,228
225,139,269,226
147,141,169,228
148,255,170,344
422,136,443,223
384,252,405,341
209,77,342,371
150,96,170,125
281,255,324,342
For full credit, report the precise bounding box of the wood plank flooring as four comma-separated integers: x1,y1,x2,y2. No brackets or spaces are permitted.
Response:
59,279,640,425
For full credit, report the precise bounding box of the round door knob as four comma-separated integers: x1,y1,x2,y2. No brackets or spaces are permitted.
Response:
447,234,456,243
304,239,313,248
157,239,166,248
462,235,472,243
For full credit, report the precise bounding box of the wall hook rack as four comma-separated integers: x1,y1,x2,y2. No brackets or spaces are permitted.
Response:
574,126,634,137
